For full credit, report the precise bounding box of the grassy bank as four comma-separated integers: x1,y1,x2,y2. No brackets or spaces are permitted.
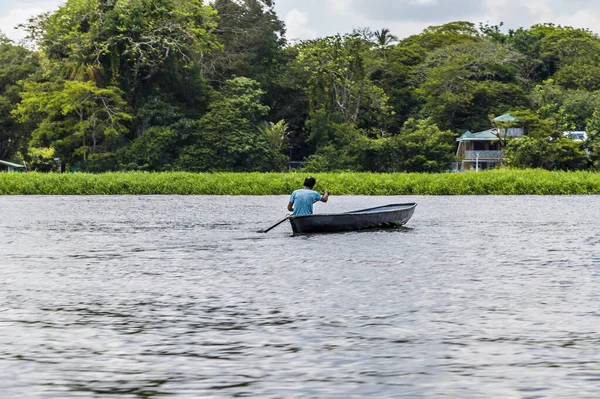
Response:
1,170,600,195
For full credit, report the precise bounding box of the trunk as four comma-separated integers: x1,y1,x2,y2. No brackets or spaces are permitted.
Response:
92,119,97,153
83,135,87,162
80,110,88,162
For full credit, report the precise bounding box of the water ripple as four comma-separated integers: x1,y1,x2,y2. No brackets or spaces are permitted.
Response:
1,195,600,398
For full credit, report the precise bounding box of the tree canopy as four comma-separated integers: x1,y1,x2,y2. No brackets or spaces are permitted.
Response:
1,4,600,172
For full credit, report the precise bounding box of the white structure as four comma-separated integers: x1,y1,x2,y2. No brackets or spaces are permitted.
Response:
563,131,587,142
455,114,524,171
0,160,27,172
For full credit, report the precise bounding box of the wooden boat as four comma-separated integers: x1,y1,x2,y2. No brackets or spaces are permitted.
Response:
288,203,417,234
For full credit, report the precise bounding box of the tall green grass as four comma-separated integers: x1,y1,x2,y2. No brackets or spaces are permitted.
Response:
1,169,600,195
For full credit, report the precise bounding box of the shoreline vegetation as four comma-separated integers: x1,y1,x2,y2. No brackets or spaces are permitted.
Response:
2,170,600,195
4,6,600,175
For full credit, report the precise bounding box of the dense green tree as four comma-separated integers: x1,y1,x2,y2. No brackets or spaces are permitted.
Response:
176,77,286,171
399,21,481,62
503,27,547,82
304,118,454,172
119,123,192,171
414,40,528,131
303,123,368,171
479,22,508,44
585,112,600,169
23,0,218,144
375,22,482,132
388,118,456,172
506,136,588,170
207,0,286,88
539,26,600,90
0,38,41,162
7,12,600,173
506,24,600,88
297,33,392,152
368,41,424,133
25,0,218,93
14,80,131,168
19,0,219,170
504,110,589,170
531,80,600,130
265,46,311,161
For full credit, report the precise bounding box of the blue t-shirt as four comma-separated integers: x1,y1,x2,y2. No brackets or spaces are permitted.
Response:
289,189,322,215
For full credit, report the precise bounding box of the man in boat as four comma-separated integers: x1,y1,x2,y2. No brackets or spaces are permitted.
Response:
288,176,329,216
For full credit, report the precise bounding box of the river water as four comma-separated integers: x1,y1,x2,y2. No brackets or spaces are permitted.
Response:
1,195,599,398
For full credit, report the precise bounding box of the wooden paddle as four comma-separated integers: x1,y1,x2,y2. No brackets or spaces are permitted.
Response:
258,216,289,233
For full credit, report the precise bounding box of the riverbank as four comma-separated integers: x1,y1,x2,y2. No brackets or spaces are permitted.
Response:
1,169,600,195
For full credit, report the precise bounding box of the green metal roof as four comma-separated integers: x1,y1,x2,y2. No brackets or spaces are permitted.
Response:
492,113,518,123
457,128,499,141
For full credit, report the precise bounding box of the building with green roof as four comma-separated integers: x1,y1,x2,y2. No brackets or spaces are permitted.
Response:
455,114,524,171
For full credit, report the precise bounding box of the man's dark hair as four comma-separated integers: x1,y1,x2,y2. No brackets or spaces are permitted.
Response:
304,176,316,188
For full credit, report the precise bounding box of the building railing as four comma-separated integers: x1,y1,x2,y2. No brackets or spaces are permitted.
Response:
463,150,505,160
288,161,306,170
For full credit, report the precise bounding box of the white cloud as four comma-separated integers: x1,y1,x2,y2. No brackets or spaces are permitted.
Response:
327,0,353,13
522,0,554,19
345,0,485,22
285,9,317,42
284,0,600,40
410,0,439,5
555,8,600,32
0,0,63,43
0,7,46,43
479,0,600,34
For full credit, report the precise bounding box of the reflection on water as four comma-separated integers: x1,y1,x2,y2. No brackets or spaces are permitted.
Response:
1,195,600,398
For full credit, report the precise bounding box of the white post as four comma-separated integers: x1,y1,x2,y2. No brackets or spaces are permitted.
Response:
475,153,479,172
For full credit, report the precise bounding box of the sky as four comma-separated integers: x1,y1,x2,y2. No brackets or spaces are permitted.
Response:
2,0,600,44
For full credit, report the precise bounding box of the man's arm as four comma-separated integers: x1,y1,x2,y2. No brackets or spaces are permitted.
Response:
321,190,329,203
287,202,294,212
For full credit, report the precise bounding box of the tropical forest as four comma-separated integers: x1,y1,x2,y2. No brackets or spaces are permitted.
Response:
2,0,600,174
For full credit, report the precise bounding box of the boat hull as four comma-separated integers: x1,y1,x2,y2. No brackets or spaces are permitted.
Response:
288,203,416,234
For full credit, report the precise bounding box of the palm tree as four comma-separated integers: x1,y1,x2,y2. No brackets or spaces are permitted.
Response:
373,28,398,60
374,28,398,47
260,119,289,152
